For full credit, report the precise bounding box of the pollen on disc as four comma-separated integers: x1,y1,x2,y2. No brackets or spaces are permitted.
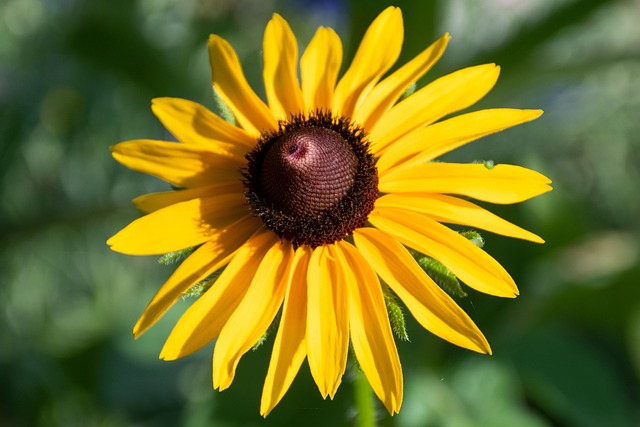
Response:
260,127,357,217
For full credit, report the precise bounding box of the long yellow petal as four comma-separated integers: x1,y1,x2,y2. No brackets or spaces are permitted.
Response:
208,35,277,136
375,193,544,243
111,139,242,189
378,109,543,173
133,181,244,213
370,64,500,154
133,215,262,337
213,240,294,390
300,27,342,111
108,195,249,255
353,33,449,133
353,228,491,353
332,6,403,118
307,244,349,399
336,241,403,414
160,231,278,360
370,208,518,297
263,14,305,120
379,163,552,204
151,97,256,150
260,245,312,417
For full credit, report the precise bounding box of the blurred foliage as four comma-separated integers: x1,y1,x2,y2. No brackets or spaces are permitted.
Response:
1,0,640,426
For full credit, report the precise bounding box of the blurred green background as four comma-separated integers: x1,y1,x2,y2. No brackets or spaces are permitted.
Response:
1,0,639,425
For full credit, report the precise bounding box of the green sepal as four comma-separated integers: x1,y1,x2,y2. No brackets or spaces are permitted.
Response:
461,230,485,248
213,87,237,125
182,267,224,299
383,286,410,341
474,159,495,170
409,248,468,298
252,330,269,351
399,82,417,102
252,312,280,351
158,247,195,265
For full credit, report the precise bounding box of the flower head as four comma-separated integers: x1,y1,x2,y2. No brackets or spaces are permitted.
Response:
108,6,551,416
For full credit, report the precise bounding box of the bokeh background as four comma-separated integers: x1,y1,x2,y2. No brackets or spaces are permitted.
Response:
2,0,639,425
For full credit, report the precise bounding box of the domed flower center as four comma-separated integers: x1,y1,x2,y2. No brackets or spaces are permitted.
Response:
244,111,378,248
260,127,356,217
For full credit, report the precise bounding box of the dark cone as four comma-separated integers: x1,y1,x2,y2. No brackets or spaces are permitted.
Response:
260,127,356,217
244,111,378,248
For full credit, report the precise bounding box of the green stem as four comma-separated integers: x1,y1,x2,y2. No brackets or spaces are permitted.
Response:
353,367,376,427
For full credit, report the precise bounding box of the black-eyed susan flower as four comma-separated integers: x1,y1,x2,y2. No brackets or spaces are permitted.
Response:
108,6,551,416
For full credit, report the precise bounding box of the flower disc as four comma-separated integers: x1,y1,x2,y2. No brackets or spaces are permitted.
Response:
245,111,379,247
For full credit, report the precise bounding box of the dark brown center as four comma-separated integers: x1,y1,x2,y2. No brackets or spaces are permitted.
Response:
244,110,378,248
260,127,356,217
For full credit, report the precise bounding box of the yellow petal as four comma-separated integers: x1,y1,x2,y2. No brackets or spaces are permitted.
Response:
300,27,342,111
108,195,249,255
111,139,242,189
369,208,518,297
378,109,543,173
332,6,403,118
353,227,491,353
133,181,244,213
208,35,277,136
353,33,449,132
151,97,256,150
375,193,544,243
133,215,262,338
379,163,553,204
307,244,349,399
160,231,278,360
262,14,304,120
213,240,294,391
370,64,500,154
260,245,312,417
336,241,403,414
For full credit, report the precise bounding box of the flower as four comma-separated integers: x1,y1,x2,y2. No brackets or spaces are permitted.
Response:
108,6,551,416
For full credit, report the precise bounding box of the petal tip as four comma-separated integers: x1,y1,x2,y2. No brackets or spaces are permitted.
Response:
132,318,147,339
207,34,225,50
270,12,285,21
159,345,179,361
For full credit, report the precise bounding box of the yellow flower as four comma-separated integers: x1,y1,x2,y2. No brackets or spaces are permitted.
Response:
108,6,551,416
